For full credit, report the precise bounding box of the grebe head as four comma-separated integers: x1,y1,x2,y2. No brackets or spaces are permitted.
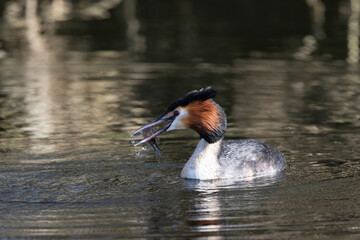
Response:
132,87,227,145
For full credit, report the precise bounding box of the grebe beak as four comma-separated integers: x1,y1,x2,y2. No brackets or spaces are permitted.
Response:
131,115,175,146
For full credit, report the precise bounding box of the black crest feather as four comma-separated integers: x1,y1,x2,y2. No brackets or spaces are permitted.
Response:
165,87,217,113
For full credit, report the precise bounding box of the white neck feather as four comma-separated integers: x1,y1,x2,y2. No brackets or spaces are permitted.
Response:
180,138,223,180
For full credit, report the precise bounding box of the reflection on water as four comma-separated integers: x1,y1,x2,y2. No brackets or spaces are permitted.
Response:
0,0,360,239
348,0,360,64
24,0,54,152
1,55,360,238
124,0,146,54
183,175,285,238
0,0,359,61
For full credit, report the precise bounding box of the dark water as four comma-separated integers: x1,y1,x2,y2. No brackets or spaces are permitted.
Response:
0,54,360,239
1,0,360,238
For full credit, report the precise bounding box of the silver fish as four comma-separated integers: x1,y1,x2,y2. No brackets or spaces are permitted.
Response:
142,127,163,161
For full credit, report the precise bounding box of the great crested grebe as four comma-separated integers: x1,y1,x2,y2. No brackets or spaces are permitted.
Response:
132,87,286,180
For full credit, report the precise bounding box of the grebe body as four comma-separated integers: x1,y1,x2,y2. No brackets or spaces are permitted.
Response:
132,87,286,180
181,138,285,180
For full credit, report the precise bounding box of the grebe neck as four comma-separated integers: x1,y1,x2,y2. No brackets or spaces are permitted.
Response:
180,138,223,180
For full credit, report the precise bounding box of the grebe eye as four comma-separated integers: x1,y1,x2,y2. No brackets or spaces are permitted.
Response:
173,110,180,116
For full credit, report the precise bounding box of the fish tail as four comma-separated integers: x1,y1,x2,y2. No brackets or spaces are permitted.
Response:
154,146,162,158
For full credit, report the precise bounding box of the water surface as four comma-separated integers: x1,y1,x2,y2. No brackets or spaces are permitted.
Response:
0,54,360,238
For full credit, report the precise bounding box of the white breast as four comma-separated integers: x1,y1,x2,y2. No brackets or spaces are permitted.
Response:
180,139,222,180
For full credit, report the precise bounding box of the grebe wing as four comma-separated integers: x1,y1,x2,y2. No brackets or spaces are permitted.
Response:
218,139,286,176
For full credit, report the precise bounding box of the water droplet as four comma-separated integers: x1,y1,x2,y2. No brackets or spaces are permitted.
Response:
131,140,135,144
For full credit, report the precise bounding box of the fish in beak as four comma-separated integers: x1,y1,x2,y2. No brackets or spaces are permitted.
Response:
131,114,176,146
